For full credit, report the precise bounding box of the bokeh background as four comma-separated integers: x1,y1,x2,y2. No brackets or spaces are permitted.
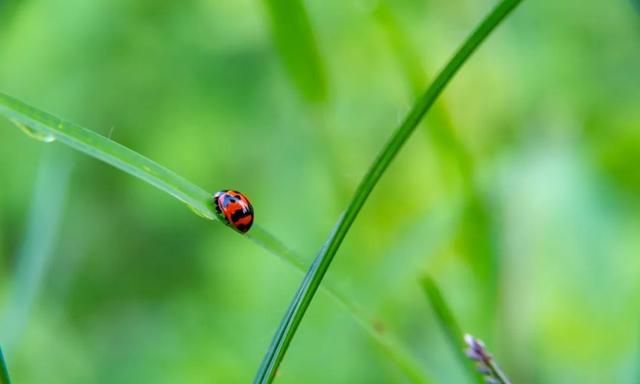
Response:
1,0,640,382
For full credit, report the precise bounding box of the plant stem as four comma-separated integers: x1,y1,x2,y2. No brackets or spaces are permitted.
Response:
254,0,524,382
487,360,512,384
464,334,512,384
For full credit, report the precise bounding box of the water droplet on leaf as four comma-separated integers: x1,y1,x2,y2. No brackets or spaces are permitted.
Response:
11,119,56,143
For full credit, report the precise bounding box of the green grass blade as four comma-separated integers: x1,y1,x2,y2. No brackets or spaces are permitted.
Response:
420,276,482,384
0,92,216,220
420,276,464,341
373,3,428,98
250,225,432,383
254,229,433,383
0,346,10,384
2,151,72,350
248,227,306,270
262,0,327,103
0,92,294,260
254,0,524,382
0,92,428,383
319,276,433,383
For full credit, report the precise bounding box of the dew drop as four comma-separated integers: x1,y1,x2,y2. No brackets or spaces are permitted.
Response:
11,119,56,143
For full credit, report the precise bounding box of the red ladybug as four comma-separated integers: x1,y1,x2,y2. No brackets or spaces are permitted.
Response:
212,190,254,233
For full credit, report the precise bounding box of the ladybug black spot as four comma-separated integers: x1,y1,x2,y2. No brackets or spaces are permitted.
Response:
230,208,249,222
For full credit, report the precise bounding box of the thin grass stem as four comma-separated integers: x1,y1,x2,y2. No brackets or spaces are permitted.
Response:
420,276,482,384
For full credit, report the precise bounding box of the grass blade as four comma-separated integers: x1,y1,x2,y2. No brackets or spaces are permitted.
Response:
254,0,524,381
354,315,433,384
420,276,482,384
0,346,10,384
0,92,215,220
375,4,501,331
262,0,327,103
0,92,428,383
0,92,296,262
250,226,432,384
373,2,473,184
2,151,72,350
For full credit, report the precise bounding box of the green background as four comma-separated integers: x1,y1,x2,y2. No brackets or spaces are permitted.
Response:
1,0,640,382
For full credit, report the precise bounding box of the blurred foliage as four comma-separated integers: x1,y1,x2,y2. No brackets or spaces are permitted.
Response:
1,0,640,383
262,0,327,104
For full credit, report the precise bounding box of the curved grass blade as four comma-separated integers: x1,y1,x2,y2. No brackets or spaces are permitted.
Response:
256,218,433,383
254,0,524,381
420,276,482,384
375,4,502,329
0,92,292,259
0,346,10,384
0,92,429,383
373,2,473,184
0,92,216,220
250,228,432,384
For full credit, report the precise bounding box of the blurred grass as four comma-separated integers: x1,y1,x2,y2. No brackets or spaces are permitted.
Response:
373,1,473,184
1,151,72,351
375,2,500,338
420,275,481,384
261,0,327,104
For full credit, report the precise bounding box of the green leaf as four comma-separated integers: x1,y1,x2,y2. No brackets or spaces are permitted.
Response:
253,0,524,382
0,91,428,383
420,276,482,384
0,92,217,221
262,0,327,103
0,346,10,384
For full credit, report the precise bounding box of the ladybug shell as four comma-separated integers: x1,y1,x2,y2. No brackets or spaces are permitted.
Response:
213,190,254,233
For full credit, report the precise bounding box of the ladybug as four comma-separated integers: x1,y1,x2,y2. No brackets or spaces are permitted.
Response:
212,189,254,233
